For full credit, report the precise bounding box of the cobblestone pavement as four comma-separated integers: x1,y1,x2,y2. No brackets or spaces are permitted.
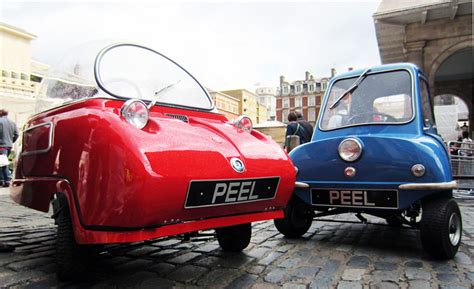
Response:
0,188,473,289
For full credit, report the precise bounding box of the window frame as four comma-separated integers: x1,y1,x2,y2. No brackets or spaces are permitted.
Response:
318,68,416,131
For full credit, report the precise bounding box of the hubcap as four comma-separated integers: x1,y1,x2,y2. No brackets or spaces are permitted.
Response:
448,212,461,246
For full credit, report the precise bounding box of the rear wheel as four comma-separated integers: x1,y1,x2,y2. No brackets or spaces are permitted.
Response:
56,201,99,281
420,198,462,259
216,223,251,252
274,196,313,238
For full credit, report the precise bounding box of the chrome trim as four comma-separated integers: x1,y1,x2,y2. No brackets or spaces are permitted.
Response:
233,115,253,132
295,181,309,188
310,188,399,210
230,157,245,173
318,67,416,132
94,42,215,112
398,181,457,190
21,122,54,156
183,176,281,209
338,137,363,162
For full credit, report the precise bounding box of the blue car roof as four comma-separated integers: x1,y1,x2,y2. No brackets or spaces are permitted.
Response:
333,63,420,80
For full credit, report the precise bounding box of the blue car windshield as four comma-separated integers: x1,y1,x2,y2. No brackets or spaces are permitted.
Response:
320,70,413,130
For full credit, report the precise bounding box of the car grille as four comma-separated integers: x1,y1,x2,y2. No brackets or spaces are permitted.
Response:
165,113,189,122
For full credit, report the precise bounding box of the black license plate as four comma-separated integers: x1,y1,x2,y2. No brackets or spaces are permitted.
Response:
185,177,280,208
311,189,398,209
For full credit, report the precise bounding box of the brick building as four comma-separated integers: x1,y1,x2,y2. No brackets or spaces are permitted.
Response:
275,70,333,124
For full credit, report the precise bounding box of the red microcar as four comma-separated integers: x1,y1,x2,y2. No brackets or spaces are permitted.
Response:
10,42,296,280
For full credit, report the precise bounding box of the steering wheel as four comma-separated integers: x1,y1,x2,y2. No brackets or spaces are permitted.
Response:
348,112,397,124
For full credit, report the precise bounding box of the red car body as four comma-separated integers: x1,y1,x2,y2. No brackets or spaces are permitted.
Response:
10,43,295,245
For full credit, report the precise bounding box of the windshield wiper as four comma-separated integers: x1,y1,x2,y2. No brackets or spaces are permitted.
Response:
329,68,371,110
148,80,181,109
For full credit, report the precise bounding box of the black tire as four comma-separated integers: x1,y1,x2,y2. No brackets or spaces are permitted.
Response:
274,196,313,238
420,198,462,259
56,203,98,281
216,223,251,252
385,215,403,227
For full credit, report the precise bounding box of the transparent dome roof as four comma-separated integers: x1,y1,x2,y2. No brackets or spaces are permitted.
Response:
37,41,213,113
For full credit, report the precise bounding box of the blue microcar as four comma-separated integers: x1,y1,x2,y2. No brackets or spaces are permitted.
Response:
275,63,462,259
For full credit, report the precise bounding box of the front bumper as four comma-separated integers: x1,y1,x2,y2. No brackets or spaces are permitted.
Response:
293,181,455,210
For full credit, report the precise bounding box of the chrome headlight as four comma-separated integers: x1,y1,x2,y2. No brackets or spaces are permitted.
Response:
234,115,253,132
411,164,426,177
120,99,149,129
338,138,362,162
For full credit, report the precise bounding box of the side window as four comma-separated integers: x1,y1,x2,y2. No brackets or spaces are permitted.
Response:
420,78,435,127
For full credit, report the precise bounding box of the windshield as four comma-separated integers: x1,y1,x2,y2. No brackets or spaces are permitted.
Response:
95,44,213,110
320,70,413,130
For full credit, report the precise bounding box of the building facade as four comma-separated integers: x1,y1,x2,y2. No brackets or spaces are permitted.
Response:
0,22,48,131
275,71,332,124
373,0,473,137
221,89,267,124
255,86,276,121
208,89,241,121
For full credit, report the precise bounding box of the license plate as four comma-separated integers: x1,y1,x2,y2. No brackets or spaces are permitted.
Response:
185,177,280,208
311,189,398,209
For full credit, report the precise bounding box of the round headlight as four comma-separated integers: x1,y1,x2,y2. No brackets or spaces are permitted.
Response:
120,99,149,129
234,115,253,132
411,164,425,177
338,138,362,162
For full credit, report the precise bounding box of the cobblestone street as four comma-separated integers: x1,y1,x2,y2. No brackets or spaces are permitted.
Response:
0,188,473,289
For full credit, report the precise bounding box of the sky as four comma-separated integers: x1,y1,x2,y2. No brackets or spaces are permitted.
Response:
1,0,382,91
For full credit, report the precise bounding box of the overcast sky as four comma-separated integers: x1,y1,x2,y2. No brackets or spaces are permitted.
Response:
1,0,382,91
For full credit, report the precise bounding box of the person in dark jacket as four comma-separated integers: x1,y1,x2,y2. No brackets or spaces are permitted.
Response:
285,112,308,151
0,109,19,187
296,111,313,142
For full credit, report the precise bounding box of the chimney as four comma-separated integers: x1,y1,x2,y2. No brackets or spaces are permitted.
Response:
280,75,285,85
305,71,310,81
331,68,336,78
348,67,353,71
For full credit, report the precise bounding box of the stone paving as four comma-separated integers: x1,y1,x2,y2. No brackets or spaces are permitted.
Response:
0,188,473,289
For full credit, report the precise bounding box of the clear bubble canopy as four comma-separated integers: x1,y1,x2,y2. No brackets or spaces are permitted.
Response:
37,41,214,113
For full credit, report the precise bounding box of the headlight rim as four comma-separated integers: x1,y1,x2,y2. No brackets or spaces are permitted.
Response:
338,137,363,162
120,99,149,130
234,115,253,133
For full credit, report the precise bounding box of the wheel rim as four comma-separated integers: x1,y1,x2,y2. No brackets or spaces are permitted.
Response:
448,212,461,246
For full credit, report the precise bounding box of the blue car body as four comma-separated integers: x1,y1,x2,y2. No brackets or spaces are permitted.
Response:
290,63,454,212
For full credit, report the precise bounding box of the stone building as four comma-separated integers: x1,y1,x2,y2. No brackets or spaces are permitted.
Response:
220,89,268,124
0,22,48,130
207,89,241,121
373,0,473,136
275,71,332,124
255,86,276,121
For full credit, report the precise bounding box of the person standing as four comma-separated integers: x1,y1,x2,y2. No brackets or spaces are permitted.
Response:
285,112,307,152
0,109,19,187
460,131,473,157
0,109,17,253
296,111,314,142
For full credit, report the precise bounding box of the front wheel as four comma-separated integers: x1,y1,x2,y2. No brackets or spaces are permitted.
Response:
216,223,251,252
420,198,462,259
274,196,313,238
56,201,100,281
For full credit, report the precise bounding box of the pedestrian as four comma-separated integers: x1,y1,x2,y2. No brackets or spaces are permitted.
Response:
0,109,17,253
285,111,307,152
460,131,473,157
296,111,314,142
0,109,19,187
